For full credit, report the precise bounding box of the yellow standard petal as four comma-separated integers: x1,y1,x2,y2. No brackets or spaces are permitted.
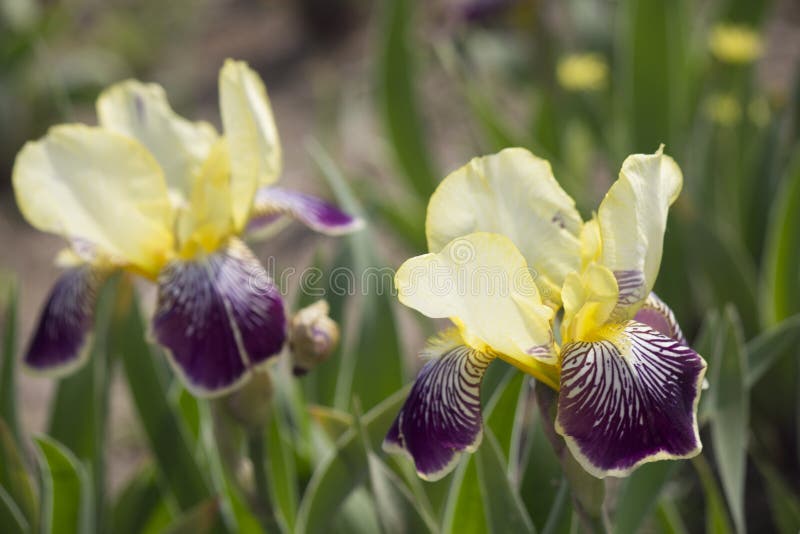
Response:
596,146,682,318
97,80,218,200
395,232,557,370
560,262,619,345
425,148,583,304
12,125,174,275
177,140,234,257
219,59,282,230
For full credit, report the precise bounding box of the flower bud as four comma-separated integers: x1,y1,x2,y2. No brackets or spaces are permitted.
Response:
288,300,340,375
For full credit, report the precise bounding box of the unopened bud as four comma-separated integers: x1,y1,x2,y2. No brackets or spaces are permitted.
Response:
222,369,273,430
289,300,340,375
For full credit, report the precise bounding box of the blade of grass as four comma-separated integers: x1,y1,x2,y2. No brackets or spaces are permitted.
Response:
0,418,37,529
0,277,20,444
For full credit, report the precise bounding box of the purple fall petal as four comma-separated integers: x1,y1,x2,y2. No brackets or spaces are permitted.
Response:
634,292,687,344
152,239,286,396
247,186,363,236
24,266,107,375
556,321,706,478
383,336,493,481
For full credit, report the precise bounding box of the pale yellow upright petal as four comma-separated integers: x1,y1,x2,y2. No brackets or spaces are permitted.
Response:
596,147,682,317
219,59,282,230
12,125,174,275
560,263,619,344
177,140,234,257
395,232,557,364
97,80,218,199
426,148,583,304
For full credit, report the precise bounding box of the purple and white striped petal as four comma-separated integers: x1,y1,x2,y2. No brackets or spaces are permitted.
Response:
556,321,706,478
634,292,686,344
152,239,286,396
24,266,107,375
247,186,363,237
383,332,494,481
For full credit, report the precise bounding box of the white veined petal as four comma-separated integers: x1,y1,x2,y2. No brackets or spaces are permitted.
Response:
426,148,583,303
12,124,174,274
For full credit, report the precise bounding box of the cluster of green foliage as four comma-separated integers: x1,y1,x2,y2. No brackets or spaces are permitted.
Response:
1,0,800,532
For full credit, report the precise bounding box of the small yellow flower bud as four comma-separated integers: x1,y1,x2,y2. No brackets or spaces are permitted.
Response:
289,300,340,375
708,23,763,64
222,369,273,430
703,93,742,126
556,53,609,92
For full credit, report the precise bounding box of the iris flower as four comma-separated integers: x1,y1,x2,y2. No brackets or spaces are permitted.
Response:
13,59,361,396
385,147,706,479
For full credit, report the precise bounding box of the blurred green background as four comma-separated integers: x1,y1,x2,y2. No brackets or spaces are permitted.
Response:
1,0,800,532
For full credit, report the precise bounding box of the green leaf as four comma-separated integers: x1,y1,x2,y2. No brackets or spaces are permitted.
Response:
266,406,299,532
485,372,526,466
47,274,119,530
692,455,735,534
520,413,568,531
377,0,437,198
111,466,164,534
0,418,37,529
442,459,485,534
33,435,92,534
746,314,800,387
0,277,20,445
112,286,212,510
162,499,220,534
654,499,689,534
540,478,572,534
475,429,535,534
709,306,748,533
295,387,409,534
754,458,800,533
761,150,800,325
0,485,28,534
613,461,676,534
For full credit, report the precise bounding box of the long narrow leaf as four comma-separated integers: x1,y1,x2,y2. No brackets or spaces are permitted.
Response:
33,435,92,534
0,418,37,529
0,277,20,444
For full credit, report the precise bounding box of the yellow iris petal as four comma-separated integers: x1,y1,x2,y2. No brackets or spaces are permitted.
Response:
177,140,234,257
395,232,557,364
12,125,174,276
97,80,218,200
219,59,282,230
596,146,682,317
560,262,619,344
425,148,583,304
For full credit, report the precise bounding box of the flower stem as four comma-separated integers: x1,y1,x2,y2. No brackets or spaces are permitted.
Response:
247,431,280,532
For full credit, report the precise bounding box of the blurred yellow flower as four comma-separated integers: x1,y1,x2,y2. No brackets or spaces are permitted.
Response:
556,53,608,92
748,96,771,127
703,93,742,126
708,23,763,64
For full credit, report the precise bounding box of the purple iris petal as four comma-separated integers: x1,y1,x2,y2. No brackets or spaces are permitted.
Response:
634,292,686,344
247,186,363,236
24,266,106,375
152,239,285,396
383,342,493,481
557,321,706,478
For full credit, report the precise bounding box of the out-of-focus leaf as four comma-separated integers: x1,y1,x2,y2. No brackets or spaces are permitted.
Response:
308,405,353,442
111,466,164,534
308,139,404,411
761,150,800,325
696,309,721,424
620,0,688,152
266,405,299,532
540,478,572,534
112,286,212,510
746,314,800,387
613,461,676,534
520,410,568,531
485,372,525,466
442,459,485,534
654,499,689,534
0,418,37,528
365,449,437,532
692,455,735,533
377,0,437,198
33,435,92,534
0,277,20,444
475,429,535,534
755,458,800,533
0,485,27,534
331,488,382,534
295,387,408,534
48,275,118,529
162,499,219,534
710,306,748,533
